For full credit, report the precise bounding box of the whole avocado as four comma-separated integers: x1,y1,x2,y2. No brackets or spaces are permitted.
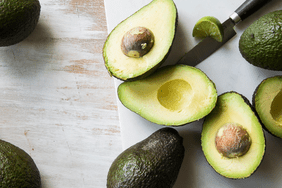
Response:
0,139,41,188
107,128,185,188
0,0,41,46
239,10,282,71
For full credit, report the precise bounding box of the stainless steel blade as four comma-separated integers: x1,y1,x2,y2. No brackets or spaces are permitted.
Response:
176,18,236,66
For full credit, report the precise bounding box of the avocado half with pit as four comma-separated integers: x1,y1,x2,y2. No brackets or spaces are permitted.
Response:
103,0,177,81
253,76,282,138
202,92,265,179
117,64,217,126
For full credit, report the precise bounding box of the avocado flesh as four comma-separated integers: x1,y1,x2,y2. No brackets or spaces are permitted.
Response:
103,0,177,81
202,92,265,179
107,127,185,188
0,0,41,46
118,64,217,126
239,10,282,70
253,76,282,138
0,139,41,188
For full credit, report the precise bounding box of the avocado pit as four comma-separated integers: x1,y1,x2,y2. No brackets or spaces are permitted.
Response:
121,27,154,58
215,123,251,158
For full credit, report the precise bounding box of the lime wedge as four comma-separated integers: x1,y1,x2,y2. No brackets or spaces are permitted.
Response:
192,16,224,42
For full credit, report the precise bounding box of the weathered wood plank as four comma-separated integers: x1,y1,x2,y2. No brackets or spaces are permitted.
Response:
0,0,121,187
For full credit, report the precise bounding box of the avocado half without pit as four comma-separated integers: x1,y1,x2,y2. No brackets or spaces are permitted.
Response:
253,76,282,138
202,92,265,179
117,64,217,126
103,0,177,81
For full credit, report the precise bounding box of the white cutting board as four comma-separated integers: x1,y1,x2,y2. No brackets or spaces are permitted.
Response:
104,0,282,187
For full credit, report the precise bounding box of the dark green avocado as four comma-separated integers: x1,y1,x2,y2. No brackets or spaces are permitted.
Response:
239,10,282,70
107,127,184,188
202,92,265,179
253,76,282,138
0,0,41,46
0,139,41,188
103,0,177,81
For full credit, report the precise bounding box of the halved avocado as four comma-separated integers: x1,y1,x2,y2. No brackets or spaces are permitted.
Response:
103,0,177,81
202,92,265,179
117,64,217,126
253,76,282,138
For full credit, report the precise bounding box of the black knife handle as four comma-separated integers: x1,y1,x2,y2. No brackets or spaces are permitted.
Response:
235,0,272,22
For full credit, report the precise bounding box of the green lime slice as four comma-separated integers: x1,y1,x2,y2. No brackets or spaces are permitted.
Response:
192,16,224,42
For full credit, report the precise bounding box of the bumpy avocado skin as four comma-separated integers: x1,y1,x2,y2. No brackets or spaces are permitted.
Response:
107,128,185,188
0,0,41,46
0,140,41,188
239,10,282,71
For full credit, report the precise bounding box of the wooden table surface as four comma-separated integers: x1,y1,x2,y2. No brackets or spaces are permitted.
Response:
0,0,121,187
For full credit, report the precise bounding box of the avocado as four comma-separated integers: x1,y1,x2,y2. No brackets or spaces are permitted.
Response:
103,0,177,81
239,10,282,70
107,127,184,188
0,0,41,46
117,64,217,126
253,76,282,138
201,92,265,179
0,139,41,188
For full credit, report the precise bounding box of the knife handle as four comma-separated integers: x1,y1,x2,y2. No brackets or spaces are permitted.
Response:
234,0,272,22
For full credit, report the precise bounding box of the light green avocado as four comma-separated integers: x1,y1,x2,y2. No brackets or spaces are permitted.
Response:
239,10,282,70
0,0,41,46
0,139,41,188
107,127,184,188
202,92,265,179
103,0,177,81
253,76,282,138
118,64,217,126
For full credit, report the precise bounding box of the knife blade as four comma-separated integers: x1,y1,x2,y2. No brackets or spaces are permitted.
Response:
177,0,273,66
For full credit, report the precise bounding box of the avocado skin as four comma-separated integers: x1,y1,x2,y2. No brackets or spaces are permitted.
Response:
103,0,178,81
239,10,282,70
252,76,282,138
0,0,41,46
0,139,41,188
107,127,185,188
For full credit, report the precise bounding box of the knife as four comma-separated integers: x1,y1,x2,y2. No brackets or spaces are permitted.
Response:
176,0,273,66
